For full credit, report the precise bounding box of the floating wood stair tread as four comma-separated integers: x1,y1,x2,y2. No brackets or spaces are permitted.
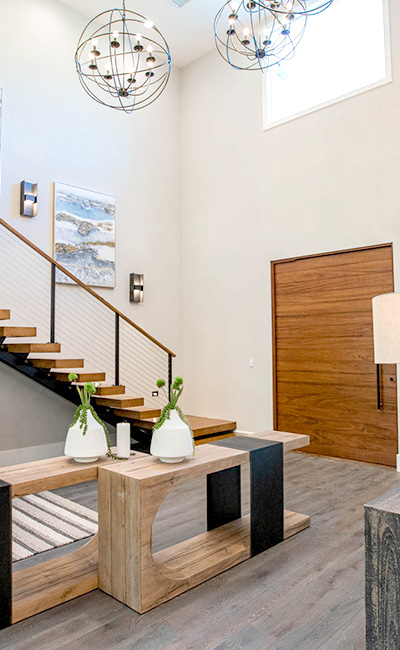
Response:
0,326,37,338
114,405,161,420
0,309,10,320
52,371,106,383
94,395,144,408
127,415,237,437
7,343,61,353
186,416,237,437
31,358,84,369
12,535,99,624
195,432,235,446
88,384,126,396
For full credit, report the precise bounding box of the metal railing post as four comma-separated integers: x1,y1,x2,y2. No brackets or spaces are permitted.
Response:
168,353,172,395
115,313,120,386
50,264,56,344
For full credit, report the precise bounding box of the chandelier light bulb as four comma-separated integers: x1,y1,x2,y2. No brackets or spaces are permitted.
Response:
144,20,153,29
147,45,154,53
113,30,119,40
136,33,142,42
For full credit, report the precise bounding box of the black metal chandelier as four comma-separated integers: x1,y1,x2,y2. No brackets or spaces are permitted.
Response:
75,1,171,113
214,0,333,72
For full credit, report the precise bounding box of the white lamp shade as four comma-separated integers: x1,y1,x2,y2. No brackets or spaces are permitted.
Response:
372,292,400,363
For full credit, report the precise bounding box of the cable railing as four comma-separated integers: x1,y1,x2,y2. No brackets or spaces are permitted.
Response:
0,218,174,408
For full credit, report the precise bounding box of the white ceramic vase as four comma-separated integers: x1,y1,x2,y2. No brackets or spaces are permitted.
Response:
150,409,193,463
64,409,108,463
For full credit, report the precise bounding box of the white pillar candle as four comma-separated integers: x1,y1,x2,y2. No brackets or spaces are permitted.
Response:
116,422,131,458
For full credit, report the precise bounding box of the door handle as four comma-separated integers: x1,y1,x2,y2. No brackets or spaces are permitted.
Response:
376,364,382,411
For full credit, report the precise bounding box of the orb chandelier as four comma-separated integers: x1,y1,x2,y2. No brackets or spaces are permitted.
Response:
75,1,171,113
214,0,333,72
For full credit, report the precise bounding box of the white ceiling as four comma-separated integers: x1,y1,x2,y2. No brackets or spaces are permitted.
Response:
59,0,219,68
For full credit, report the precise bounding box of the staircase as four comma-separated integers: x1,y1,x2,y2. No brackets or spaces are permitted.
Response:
0,220,237,451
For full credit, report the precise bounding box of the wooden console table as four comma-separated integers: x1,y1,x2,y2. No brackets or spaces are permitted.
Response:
0,431,310,627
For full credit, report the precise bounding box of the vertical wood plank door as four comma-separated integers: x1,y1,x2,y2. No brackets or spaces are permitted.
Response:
272,245,398,467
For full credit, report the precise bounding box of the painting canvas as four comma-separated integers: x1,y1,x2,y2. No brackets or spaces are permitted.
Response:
54,182,115,288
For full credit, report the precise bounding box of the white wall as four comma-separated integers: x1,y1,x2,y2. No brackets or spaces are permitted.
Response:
180,0,400,434
2,0,400,456
0,0,182,452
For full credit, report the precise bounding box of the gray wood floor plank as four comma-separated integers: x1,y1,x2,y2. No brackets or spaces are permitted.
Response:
212,625,275,650
57,615,181,650
10,614,103,650
317,610,365,650
1,452,399,650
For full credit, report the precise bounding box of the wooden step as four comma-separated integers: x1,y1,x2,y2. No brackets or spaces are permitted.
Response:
52,371,106,383
195,433,235,446
114,405,161,420
0,326,37,338
7,343,62,354
0,310,10,320
94,395,144,408
85,384,126,396
31,358,84,369
127,415,237,437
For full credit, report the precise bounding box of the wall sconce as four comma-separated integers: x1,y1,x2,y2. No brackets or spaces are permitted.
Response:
20,181,37,217
130,273,144,303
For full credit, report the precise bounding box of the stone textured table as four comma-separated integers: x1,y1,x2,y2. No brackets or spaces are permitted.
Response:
365,486,400,650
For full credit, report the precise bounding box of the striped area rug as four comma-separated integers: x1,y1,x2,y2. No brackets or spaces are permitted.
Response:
12,491,98,562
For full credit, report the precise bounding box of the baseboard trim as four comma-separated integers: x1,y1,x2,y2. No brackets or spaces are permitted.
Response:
0,441,65,467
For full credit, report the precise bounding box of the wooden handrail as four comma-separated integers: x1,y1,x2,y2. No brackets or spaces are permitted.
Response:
0,218,176,357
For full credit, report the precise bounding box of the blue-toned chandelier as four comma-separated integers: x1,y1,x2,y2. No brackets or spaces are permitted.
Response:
214,0,333,72
75,1,171,113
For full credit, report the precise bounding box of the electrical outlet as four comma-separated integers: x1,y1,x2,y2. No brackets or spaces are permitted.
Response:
249,357,254,367
152,390,159,397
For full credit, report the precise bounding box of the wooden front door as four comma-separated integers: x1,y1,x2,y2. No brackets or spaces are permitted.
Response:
272,244,398,467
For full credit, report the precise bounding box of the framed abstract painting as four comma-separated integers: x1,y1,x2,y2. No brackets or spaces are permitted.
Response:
54,182,116,288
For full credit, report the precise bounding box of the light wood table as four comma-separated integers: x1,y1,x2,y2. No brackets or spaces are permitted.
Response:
0,452,147,627
99,435,311,613
0,432,310,627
